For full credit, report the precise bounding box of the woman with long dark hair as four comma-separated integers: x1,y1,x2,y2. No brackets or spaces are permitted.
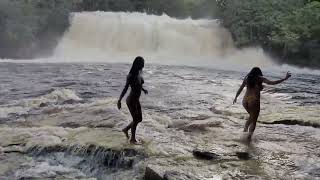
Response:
118,56,148,144
233,67,291,140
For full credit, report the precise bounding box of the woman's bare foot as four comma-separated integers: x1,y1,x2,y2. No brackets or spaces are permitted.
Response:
122,129,129,139
130,139,143,145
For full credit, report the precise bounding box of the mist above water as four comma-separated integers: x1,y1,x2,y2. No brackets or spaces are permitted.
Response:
2,11,319,75
53,12,275,69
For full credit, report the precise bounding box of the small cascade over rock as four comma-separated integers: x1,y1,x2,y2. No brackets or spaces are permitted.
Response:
26,144,144,169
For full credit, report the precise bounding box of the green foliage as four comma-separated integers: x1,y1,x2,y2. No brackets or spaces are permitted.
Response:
76,0,218,18
0,0,72,58
219,0,320,67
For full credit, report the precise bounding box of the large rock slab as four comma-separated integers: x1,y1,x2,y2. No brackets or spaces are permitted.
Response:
145,164,202,180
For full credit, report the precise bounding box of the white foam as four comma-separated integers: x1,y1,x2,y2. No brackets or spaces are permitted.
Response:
15,161,90,179
1,12,319,74
0,89,81,118
50,11,275,69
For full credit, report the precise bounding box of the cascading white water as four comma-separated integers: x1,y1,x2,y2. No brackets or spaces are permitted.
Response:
54,11,274,68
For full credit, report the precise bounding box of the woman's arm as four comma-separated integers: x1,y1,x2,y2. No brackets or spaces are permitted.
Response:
117,78,130,109
261,72,291,85
233,78,246,104
142,87,148,95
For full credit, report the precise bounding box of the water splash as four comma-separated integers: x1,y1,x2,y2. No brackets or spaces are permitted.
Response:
27,144,141,169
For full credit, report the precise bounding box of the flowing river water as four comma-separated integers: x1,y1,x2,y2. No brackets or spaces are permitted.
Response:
0,12,319,180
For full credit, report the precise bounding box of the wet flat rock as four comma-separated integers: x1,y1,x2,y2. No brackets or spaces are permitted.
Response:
0,126,147,179
145,165,166,180
0,127,146,153
145,165,202,180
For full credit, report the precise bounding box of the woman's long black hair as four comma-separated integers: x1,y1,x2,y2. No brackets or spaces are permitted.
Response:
246,67,263,88
129,56,144,78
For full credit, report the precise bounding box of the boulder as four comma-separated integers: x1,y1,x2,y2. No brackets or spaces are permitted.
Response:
145,165,166,180
235,152,250,160
192,150,220,160
145,165,202,180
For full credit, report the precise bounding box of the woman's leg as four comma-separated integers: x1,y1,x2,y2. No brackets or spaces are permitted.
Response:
247,102,260,140
122,122,132,139
123,99,136,139
130,101,142,143
242,100,250,132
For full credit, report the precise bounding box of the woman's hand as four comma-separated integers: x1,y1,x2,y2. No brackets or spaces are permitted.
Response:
117,100,121,110
142,88,148,95
285,72,291,80
233,98,237,104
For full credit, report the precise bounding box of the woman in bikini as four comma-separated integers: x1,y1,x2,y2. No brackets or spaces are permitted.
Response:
118,56,148,144
233,67,291,140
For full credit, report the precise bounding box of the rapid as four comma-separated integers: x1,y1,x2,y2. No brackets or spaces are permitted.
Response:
0,12,319,179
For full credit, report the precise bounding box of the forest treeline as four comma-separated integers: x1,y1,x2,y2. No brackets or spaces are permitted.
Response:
0,0,319,67
218,0,320,67
0,0,71,58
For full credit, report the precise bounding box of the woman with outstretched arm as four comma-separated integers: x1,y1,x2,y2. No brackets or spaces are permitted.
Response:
233,67,291,141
